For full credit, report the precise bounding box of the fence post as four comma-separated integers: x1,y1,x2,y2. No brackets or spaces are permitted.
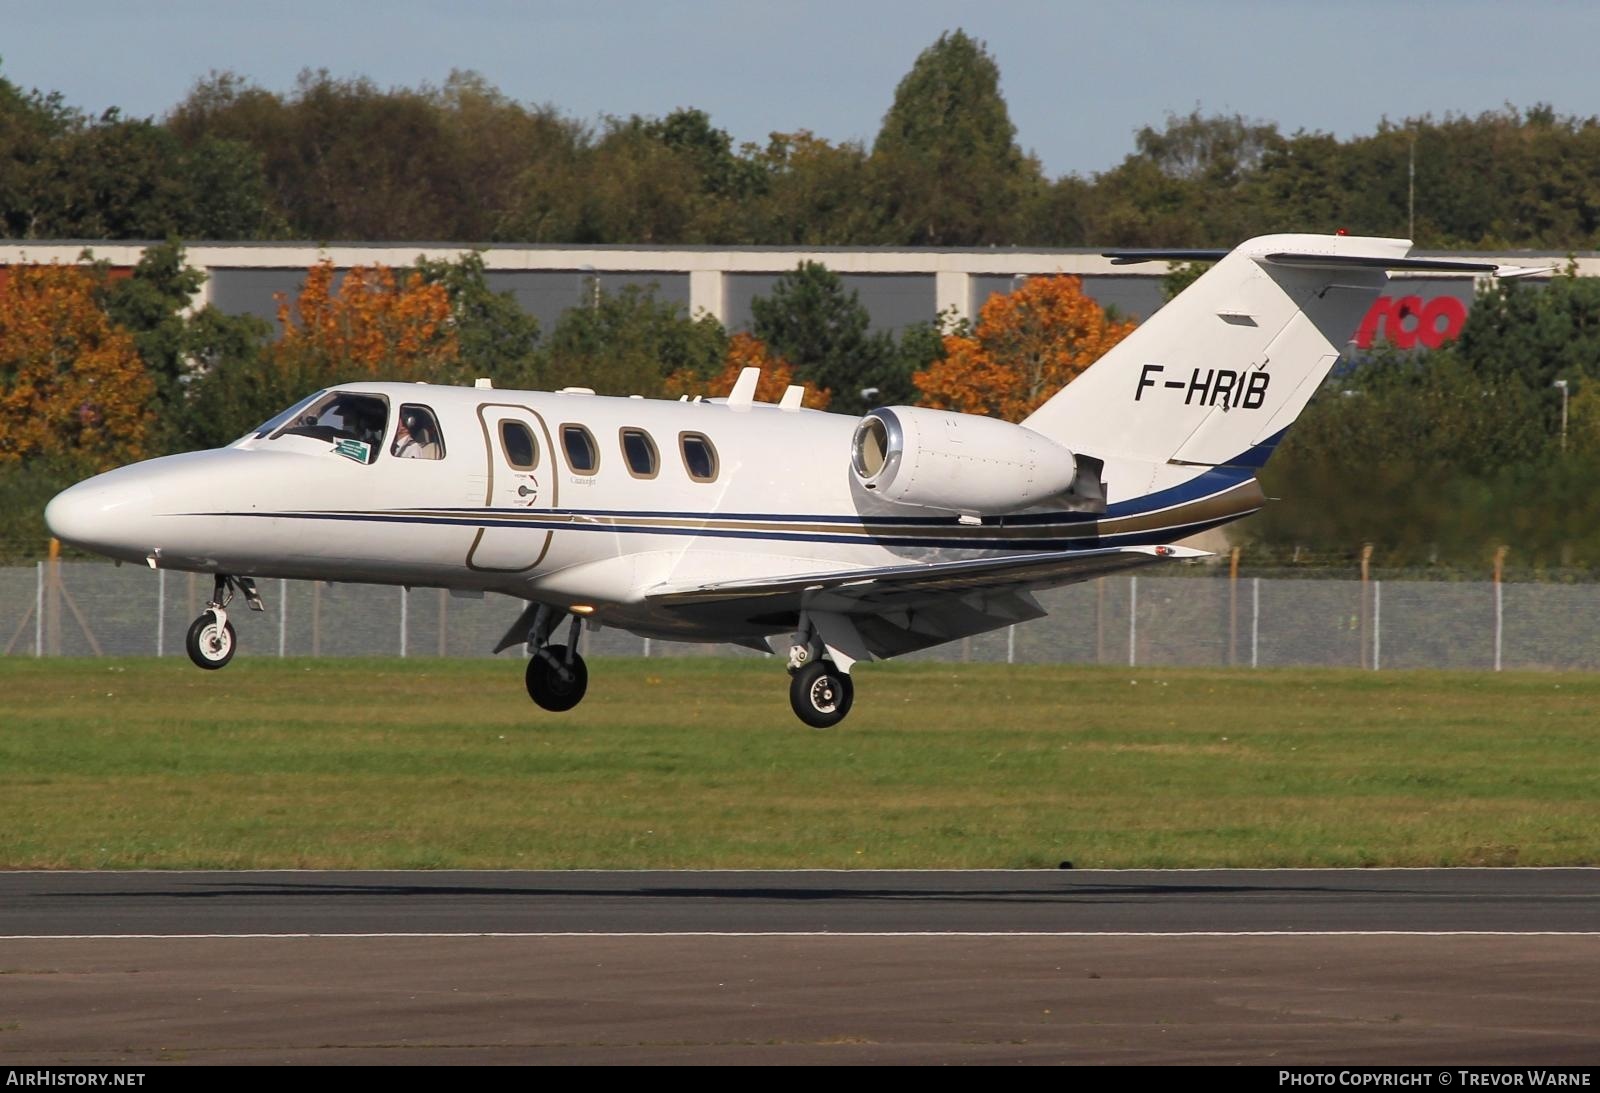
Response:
278,579,288,657
1250,576,1260,669
1228,546,1240,666
1128,575,1138,668
438,588,448,657
643,636,651,657
399,586,409,658
1359,543,1373,670
1006,624,1015,665
1493,545,1508,671
156,567,166,657
34,559,43,657
1373,579,1381,671
45,538,61,656
1095,578,1105,664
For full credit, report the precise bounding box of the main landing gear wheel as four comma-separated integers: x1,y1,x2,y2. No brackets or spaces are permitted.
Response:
789,660,853,729
185,612,237,670
526,645,589,712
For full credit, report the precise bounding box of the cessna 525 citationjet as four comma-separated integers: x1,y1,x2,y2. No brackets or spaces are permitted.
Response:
44,234,1511,726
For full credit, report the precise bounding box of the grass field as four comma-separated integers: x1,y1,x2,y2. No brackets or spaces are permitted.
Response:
2,657,1597,869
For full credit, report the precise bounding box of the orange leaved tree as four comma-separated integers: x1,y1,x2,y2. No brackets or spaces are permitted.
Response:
275,260,460,380
915,275,1136,421
0,264,156,470
665,331,832,410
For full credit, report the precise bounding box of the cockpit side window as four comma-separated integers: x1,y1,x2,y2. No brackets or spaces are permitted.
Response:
392,404,445,460
271,391,390,464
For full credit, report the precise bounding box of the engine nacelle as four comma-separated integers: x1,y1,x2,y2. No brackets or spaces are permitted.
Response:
850,406,1083,515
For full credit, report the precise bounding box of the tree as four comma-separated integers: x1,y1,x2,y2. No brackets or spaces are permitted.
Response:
412,252,541,385
97,240,270,450
751,131,884,245
0,263,156,470
750,262,921,414
914,275,1136,420
0,67,80,238
871,30,1043,245
539,282,725,396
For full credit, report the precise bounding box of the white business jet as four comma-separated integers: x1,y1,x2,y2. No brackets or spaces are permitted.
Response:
44,234,1505,726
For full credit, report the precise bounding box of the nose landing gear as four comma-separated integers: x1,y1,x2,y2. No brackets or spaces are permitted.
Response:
184,575,263,670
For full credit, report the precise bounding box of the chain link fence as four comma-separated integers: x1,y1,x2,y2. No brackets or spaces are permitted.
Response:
5,560,1598,670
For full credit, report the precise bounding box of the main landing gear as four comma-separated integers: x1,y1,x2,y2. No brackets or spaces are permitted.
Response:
783,612,860,729
185,574,263,670
522,605,589,712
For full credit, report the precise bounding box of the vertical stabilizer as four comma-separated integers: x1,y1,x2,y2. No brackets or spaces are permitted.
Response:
1022,234,1431,468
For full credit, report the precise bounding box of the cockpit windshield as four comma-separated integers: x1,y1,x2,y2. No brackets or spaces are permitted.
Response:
248,390,327,440
269,391,391,464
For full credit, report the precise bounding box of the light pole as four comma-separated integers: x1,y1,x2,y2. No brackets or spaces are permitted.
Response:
1553,379,1570,453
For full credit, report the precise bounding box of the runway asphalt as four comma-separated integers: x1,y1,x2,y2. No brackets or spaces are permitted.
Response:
2,870,1595,1065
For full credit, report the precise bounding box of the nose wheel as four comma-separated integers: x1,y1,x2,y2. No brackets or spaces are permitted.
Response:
185,611,237,670
789,659,854,729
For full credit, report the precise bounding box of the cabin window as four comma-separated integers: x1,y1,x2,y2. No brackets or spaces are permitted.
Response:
392,404,445,460
271,390,390,464
561,424,599,474
500,421,538,470
620,428,659,479
679,432,718,482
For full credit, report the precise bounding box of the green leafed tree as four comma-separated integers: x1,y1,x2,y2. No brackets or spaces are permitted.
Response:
539,283,726,397
412,252,541,386
750,261,928,414
870,30,1043,245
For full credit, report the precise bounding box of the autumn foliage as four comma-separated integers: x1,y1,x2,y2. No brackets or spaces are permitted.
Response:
0,264,155,470
915,275,1136,421
275,261,459,379
665,332,832,409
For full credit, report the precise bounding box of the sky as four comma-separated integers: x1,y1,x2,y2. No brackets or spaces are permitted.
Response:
5,0,1600,179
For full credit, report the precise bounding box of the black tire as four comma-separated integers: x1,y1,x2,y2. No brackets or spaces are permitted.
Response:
789,660,854,728
525,646,589,712
185,612,237,670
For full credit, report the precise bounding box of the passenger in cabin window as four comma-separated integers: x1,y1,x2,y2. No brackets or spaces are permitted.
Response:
393,407,444,460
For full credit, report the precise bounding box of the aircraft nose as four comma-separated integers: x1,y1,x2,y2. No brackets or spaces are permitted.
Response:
44,475,154,557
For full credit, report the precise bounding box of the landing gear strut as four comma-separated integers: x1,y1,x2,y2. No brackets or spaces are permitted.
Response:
185,575,262,670
523,607,589,712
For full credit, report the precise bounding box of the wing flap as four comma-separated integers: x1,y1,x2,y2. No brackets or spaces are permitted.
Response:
647,544,1207,610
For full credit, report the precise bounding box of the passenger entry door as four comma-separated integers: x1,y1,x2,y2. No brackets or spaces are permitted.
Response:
467,403,556,573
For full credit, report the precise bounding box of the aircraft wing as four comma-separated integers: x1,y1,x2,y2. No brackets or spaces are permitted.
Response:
645,544,1207,659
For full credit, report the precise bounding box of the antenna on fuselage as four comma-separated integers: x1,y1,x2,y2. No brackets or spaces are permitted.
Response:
726,366,761,410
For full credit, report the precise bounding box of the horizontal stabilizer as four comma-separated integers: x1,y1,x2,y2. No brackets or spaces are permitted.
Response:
1107,247,1504,274
1105,249,1229,265
1260,252,1498,273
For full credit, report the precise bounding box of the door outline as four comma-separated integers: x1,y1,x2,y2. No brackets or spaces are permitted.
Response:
466,402,559,573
